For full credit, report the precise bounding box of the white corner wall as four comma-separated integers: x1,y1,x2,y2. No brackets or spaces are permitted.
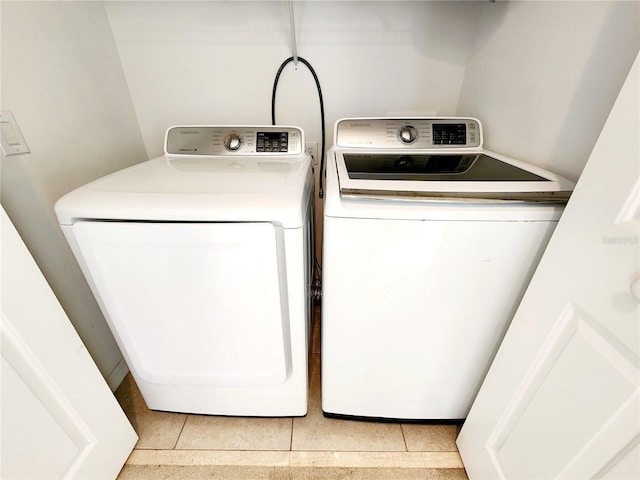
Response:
1,1,148,388
457,0,640,181
104,0,486,158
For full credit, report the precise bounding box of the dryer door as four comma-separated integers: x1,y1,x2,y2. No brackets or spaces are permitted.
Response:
69,221,290,388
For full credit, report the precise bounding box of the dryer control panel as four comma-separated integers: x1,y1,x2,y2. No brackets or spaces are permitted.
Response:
165,125,304,155
335,117,482,149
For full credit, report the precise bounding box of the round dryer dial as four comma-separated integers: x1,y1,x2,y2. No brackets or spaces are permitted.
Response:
398,125,418,144
224,133,243,151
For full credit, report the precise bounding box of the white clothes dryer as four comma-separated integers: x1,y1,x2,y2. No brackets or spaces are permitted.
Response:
56,125,314,416
321,117,574,421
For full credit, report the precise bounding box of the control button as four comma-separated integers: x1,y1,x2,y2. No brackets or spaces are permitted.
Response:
398,125,418,144
224,133,242,151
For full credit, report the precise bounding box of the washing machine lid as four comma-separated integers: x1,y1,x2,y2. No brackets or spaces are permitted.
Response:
56,154,312,227
335,149,573,202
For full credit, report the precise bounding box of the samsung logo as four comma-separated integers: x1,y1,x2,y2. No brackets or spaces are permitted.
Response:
349,123,370,128
180,130,200,135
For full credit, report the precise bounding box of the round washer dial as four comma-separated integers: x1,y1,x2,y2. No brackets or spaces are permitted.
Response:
398,125,418,144
224,133,243,151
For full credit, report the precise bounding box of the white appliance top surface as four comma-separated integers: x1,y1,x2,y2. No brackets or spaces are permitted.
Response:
56,154,312,226
332,117,574,202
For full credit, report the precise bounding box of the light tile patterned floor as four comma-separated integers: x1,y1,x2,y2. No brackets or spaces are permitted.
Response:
115,308,468,479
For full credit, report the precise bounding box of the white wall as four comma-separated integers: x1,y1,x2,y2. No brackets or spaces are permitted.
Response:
457,0,640,181
104,0,485,158
0,1,148,388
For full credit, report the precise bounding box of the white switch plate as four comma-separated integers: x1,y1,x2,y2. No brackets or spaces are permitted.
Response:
1,111,30,156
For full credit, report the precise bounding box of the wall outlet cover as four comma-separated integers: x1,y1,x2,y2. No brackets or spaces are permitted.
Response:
306,141,318,165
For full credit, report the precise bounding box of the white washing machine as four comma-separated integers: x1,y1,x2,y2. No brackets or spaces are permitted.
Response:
56,125,314,416
321,117,574,421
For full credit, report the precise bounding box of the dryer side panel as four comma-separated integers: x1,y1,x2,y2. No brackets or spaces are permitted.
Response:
70,221,290,388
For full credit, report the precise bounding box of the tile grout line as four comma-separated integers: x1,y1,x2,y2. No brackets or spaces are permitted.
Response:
171,413,190,450
288,416,294,466
400,423,409,452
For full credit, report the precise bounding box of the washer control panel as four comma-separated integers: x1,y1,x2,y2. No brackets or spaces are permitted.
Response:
165,125,304,155
335,117,482,149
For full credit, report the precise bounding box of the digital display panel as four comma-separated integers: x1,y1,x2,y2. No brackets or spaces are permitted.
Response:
257,131,288,152
433,124,466,145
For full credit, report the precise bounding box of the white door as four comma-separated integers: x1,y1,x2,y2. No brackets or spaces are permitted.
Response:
1,207,137,479
457,54,640,479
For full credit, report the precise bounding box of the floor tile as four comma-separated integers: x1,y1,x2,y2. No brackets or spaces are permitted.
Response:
115,373,187,449
401,424,460,452
175,415,293,451
127,450,290,467
291,354,406,452
289,451,464,469
119,464,469,480
118,464,292,480
292,413,407,452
